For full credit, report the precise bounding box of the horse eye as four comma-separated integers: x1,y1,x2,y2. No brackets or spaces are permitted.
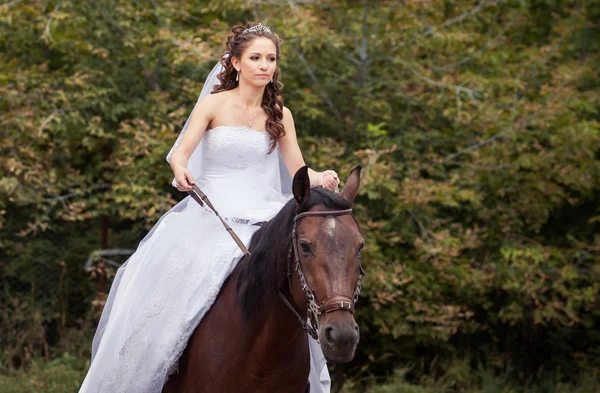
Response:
299,241,311,254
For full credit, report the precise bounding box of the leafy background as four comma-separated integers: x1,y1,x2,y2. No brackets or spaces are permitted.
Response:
1,0,599,392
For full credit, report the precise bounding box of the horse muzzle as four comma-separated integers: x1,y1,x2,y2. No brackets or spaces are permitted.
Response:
318,315,360,363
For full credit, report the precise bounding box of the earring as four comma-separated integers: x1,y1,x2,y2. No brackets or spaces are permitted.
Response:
270,77,273,83
236,71,239,82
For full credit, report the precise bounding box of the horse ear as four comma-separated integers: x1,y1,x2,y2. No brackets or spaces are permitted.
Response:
292,166,311,206
340,166,361,203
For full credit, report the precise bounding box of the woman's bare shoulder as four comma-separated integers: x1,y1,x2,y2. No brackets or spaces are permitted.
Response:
193,92,232,123
202,91,230,106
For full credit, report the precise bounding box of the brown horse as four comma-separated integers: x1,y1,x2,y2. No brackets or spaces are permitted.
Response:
163,166,364,393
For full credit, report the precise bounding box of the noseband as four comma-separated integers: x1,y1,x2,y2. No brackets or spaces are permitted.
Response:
279,208,364,341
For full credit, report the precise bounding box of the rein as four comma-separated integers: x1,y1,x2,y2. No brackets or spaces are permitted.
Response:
188,184,363,341
188,184,251,256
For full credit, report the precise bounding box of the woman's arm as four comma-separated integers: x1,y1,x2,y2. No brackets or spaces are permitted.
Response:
279,106,339,190
170,94,219,191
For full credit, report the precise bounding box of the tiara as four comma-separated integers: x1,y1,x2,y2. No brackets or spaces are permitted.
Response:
242,23,272,35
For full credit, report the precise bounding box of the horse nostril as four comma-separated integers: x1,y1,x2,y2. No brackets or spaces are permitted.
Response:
354,323,359,334
325,326,336,343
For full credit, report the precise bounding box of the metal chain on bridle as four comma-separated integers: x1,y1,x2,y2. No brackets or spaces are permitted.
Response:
278,209,365,341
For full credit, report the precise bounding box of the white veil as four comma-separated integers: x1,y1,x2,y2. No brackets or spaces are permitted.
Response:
165,56,292,196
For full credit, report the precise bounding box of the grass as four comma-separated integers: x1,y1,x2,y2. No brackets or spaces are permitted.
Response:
1,354,599,393
0,353,87,393
352,363,600,393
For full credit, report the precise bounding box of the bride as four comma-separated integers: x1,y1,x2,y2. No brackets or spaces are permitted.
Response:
79,23,339,393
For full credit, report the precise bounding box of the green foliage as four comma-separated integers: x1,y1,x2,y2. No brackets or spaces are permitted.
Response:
0,354,87,393
1,0,599,390
348,361,600,393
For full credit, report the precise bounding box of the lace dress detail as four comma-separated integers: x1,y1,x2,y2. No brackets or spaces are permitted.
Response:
79,126,331,393
203,126,270,169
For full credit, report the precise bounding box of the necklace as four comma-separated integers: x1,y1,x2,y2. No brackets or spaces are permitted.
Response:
244,106,261,127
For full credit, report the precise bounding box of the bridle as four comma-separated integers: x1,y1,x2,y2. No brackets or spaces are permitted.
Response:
187,182,364,341
278,208,365,341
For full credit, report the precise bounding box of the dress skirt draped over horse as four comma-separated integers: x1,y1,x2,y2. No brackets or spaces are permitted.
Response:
79,126,331,393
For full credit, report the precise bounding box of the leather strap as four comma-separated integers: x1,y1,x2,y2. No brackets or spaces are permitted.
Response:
187,184,250,256
293,209,353,223
278,292,317,338
319,295,355,314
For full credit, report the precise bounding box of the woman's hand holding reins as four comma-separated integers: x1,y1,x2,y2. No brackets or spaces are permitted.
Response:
173,164,195,192
319,170,340,191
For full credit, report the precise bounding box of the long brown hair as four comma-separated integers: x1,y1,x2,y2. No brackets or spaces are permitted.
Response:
212,23,285,153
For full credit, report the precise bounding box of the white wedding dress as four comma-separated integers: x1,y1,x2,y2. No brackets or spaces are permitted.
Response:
79,126,331,393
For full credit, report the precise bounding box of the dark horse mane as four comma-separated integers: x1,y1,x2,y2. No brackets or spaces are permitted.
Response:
235,187,352,321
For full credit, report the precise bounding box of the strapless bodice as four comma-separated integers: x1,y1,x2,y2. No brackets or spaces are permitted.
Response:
185,125,288,222
200,126,271,170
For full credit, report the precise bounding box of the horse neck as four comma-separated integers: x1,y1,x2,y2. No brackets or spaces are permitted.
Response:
234,271,309,361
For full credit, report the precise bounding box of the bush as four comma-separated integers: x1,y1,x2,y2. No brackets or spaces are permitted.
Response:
344,361,600,393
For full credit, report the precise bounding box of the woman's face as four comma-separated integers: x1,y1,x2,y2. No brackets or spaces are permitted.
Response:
233,37,277,87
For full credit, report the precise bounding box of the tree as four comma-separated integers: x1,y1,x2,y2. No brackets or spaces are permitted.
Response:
1,0,599,387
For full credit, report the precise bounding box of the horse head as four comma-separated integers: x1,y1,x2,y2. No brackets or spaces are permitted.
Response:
290,166,363,363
